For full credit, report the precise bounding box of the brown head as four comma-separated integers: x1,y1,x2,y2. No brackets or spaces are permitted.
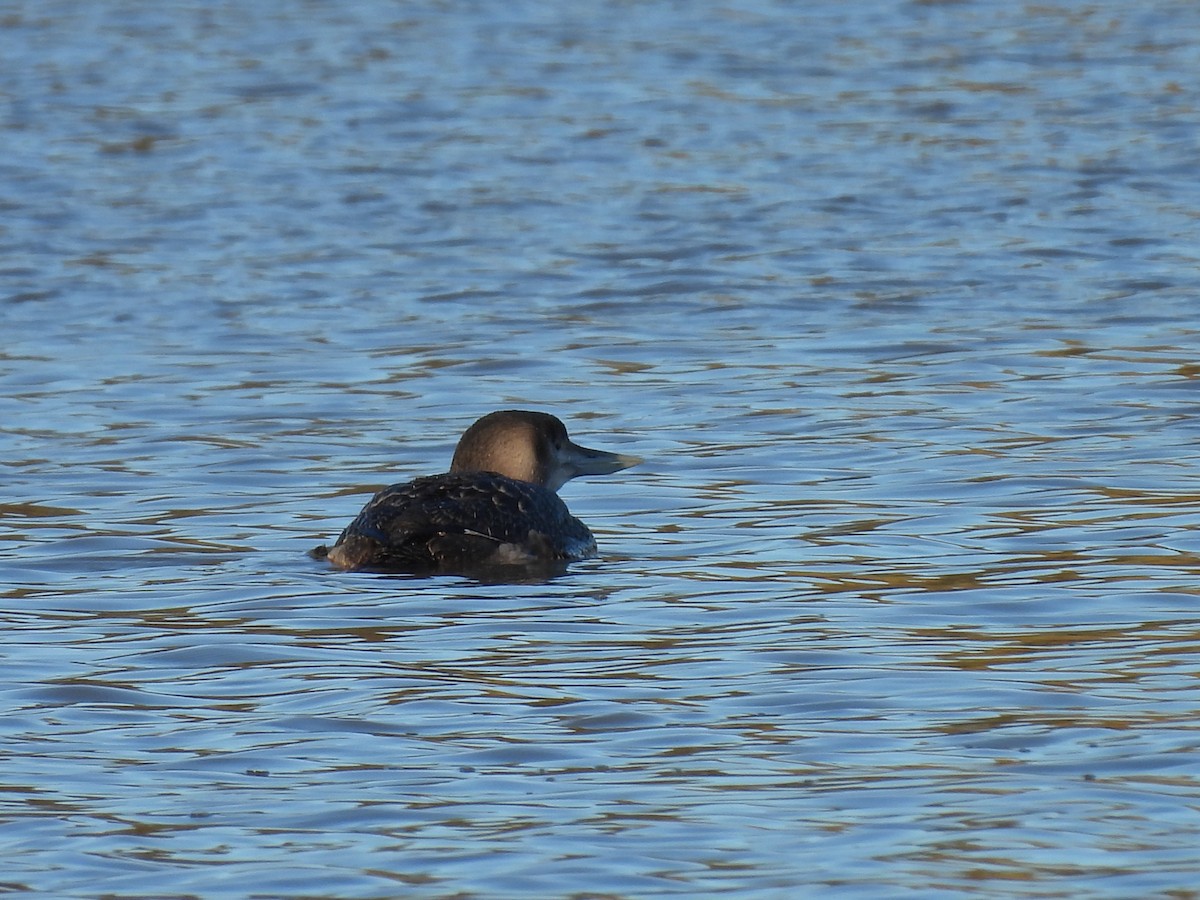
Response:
449,410,639,492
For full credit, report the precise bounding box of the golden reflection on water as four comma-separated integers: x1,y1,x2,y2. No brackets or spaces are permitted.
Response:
5,0,1200,895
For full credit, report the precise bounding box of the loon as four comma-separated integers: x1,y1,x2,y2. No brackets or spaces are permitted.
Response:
316,410,639,573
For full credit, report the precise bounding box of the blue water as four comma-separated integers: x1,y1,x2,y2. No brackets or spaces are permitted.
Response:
4,1,1200,896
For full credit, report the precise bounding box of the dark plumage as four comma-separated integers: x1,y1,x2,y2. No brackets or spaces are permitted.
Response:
315,410,639,574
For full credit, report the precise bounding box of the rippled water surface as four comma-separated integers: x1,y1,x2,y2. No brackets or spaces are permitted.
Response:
4,1,1200,896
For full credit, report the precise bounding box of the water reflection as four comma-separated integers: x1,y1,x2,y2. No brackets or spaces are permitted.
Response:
4,0,1200,895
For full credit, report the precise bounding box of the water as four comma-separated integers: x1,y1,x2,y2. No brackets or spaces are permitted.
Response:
3,0,1200,896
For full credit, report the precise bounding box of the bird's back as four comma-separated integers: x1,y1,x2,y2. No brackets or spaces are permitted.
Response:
325,471,598,572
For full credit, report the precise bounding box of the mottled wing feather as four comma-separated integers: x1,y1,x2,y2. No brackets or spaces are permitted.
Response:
328,472,597,572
